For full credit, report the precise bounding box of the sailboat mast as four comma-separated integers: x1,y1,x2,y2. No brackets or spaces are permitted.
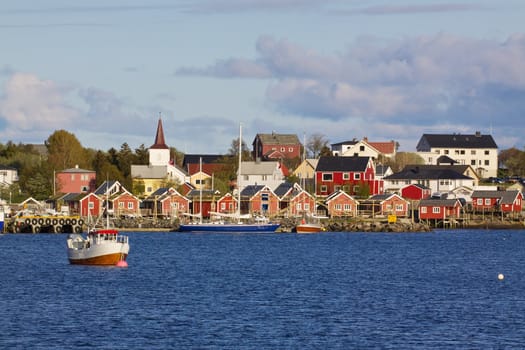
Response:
199,157,203,224
237,124,242,221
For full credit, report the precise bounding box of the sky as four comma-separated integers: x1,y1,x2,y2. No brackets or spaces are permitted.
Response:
1,0,524,155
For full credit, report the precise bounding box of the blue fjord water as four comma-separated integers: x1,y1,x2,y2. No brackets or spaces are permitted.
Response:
1,229,524,349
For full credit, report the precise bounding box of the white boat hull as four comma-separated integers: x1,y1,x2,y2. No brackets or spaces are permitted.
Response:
67,231,129,266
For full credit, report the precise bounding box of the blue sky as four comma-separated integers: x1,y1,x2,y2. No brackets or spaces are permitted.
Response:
1,0,524,154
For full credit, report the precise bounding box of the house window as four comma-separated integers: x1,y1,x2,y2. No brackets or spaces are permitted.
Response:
88,202,94,209
432,207,440,214
444,150,449,154
359,145,365,151
344,204,352,211
261,193,269,201
476,198,483,205
343,173,350,180
484,150,490,155
243,175,249,181
484,160,490,166
335,204,342,210
288,147,293,152
171,202,178,209
342,185,350,192
353,185,359,193
322,173,333,181
280,147,285,152
304,203,310,211
119,202,124,208
147,186,152,193
71,174,75,180
262,175,267,180
296,203,301,210
471,150,476,155
485,198,491,205
460,150,465,155
435,150,440,154
355,173,361,180
320,185,327,193
334,185,341,192
421,207,427,213
395,204,404,211
221,203,226,210
471,160,476,166
81,186,89,192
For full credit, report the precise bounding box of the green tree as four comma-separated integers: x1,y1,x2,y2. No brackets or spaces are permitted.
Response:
45,130,88,170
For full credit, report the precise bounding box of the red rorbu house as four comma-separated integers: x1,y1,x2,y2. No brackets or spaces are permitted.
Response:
216,193,238,215
240,185,280,216
315,156,383,198
94,180,141,217
185,189,221,218
274,182,316,216
325,190,359,217
360,193,409,217
400,184,432,201
79,192,103,217
471,190,523,214
143,187,190,218
418,199,462,221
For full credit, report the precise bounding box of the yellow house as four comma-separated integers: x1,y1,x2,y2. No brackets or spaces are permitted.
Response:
293,158,319,180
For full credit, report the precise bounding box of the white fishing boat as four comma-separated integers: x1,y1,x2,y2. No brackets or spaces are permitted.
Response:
67,195,129,266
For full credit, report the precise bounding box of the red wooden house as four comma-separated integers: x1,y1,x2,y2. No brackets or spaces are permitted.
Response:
185,189,221,218
315,156,383,197
216,193,238,215
94,180,141,217
240,185,280,216
418,199,462,221
471,190,523,213
325,190,359,217
400,184,432,201
143,187,190,218
361,193,409,217
274,182,316,216
79,192,103,217
252,133,302,161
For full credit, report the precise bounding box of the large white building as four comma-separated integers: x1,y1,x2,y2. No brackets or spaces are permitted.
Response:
416,132,498,178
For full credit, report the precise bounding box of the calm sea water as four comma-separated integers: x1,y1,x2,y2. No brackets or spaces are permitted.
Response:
1,229,524,349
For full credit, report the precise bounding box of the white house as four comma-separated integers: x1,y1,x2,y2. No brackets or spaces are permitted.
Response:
416,132,498,178
237,161,286,193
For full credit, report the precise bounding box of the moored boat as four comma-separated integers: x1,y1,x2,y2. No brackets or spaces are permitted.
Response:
295,222,323,234
67,228,129,265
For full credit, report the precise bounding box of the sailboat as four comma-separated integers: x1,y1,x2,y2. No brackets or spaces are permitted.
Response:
66,185,129,266
179,125,280,233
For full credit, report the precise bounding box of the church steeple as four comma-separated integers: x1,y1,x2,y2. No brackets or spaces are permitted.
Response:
150,117,168,149
148,115,171,166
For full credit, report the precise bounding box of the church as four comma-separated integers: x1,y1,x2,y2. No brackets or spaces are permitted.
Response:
131,118,188,196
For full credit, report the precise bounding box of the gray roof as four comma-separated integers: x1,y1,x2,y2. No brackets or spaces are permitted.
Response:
241,161,280,175
384,165,473,180
316,156,370,172
471,190,521,204
417,133,498,149
419,199,461,207
254,133,301,145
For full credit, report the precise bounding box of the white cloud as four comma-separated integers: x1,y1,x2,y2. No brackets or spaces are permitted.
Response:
0,73,79,133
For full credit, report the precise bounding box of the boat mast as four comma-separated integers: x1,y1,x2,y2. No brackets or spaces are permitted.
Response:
199,157,203,224
237,124,242,223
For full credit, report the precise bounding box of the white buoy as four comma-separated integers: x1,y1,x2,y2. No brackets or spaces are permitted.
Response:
498,273,504,280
